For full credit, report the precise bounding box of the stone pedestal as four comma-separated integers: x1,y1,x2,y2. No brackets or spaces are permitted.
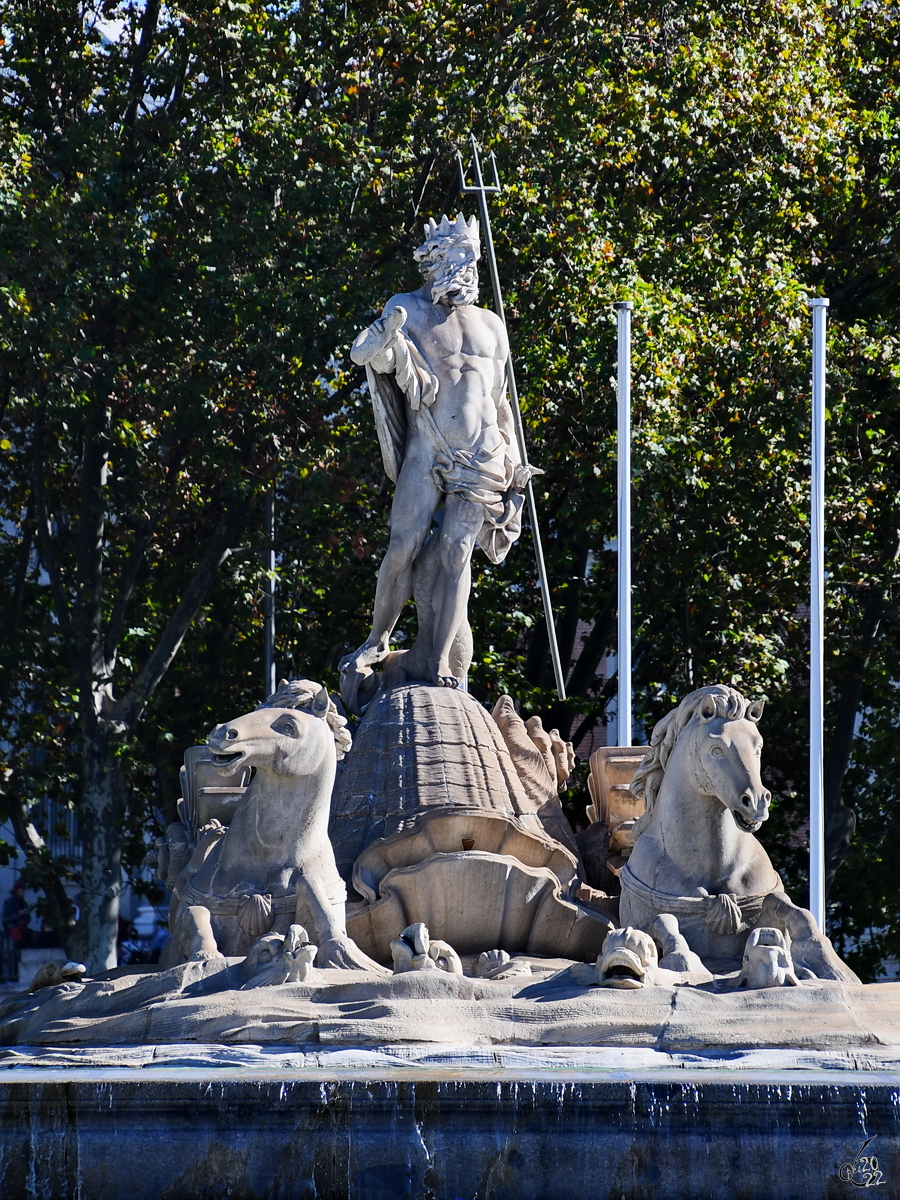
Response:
1,1046,898,1199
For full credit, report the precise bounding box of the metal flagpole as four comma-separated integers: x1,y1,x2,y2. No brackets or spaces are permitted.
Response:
615,302,633,747
263,488,276,698
458,136,567,701
808,298,829,932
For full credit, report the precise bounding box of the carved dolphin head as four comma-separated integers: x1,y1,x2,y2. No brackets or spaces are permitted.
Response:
595,927,659,990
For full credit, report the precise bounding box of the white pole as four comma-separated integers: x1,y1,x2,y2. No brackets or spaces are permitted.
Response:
615,302,633,748
809,298,828,931
263,489,276,698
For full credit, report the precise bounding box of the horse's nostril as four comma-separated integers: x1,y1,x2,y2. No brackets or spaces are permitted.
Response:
226,728,238,740
742,795,752,807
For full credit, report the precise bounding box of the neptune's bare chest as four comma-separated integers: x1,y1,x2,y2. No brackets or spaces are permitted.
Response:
404,304,501,365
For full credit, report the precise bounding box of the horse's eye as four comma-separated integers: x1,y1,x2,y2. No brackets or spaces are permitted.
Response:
274,719,299,738
710,746,724,758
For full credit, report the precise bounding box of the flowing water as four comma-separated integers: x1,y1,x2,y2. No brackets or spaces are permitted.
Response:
0,1050,898,1199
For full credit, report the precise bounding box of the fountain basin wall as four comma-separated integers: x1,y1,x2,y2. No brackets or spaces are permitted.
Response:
2,1047,898,1200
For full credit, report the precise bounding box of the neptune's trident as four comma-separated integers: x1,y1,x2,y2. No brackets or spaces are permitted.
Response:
457,135,567,701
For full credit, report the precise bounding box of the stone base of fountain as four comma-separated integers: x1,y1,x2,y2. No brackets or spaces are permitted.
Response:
2,1044,898,1199
6,679,891,1197
3,974,899,1198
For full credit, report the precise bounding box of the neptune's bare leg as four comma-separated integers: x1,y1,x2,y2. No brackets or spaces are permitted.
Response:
430,493,482,687
340,437,442,673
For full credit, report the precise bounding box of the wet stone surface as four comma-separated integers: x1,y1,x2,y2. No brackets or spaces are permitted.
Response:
0,1060,898,1200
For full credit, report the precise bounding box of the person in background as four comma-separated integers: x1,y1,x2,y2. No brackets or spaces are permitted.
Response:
119,923,146,966
148,924,170,964
2,879,32,949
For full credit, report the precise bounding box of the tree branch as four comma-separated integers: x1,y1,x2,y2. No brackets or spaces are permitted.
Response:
103,522,153,673
122,0,161,134
561,595,616,698
76,402,108,682
569,674,618,752
9,503,34,646
104,441,191,668
0,367,11,429
0,788,76,935
111,491,253,727
31,401,71,635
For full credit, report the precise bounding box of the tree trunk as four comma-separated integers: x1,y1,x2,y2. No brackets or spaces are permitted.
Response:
68,495,251,969
554,596,615,740
68,711,126,972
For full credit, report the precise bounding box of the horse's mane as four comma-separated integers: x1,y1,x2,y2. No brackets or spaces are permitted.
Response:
630,685,758,831
257,679,353,761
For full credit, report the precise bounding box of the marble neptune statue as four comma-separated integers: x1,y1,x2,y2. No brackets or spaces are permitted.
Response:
342,213,537,690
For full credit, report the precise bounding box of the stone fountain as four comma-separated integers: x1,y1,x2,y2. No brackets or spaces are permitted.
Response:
2,215,897,1199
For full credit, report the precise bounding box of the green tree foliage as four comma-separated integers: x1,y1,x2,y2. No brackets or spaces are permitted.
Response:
1,0,897,976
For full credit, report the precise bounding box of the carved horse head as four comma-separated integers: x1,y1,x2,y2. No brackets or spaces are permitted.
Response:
207,680,351,781
631,685,771,835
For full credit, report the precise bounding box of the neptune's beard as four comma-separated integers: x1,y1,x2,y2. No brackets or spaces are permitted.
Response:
428,260,479,306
